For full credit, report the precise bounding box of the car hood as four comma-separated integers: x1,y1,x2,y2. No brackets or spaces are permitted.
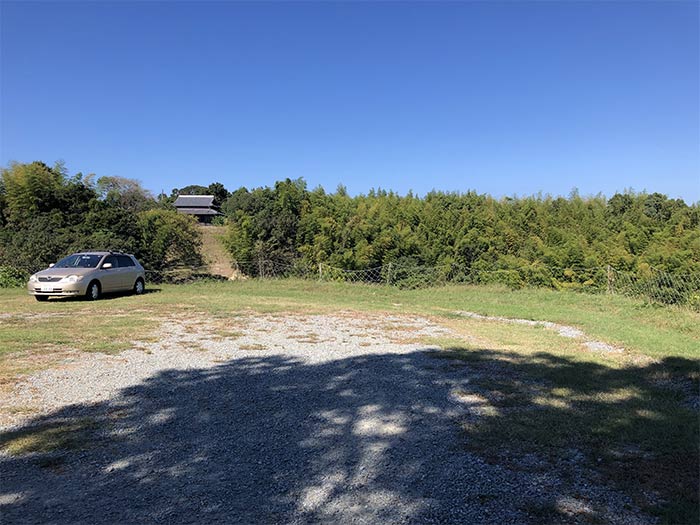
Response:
34,267,97,277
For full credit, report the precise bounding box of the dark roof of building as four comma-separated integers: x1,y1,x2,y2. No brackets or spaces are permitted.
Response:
176,207,221,216
174,195,215,208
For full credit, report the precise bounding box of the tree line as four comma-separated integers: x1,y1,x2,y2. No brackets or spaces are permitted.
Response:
221,178,700,292
0,161,203,282
1,162,698,297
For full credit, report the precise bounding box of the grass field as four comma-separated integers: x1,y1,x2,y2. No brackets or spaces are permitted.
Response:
1,280,698,522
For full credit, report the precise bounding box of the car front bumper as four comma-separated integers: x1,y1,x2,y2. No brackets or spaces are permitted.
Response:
28,281,88,297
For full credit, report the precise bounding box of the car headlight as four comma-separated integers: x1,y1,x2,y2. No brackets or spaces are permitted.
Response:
59,275,84,284
29,274,38,282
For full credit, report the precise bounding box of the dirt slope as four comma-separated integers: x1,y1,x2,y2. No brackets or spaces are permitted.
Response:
198,225,233,278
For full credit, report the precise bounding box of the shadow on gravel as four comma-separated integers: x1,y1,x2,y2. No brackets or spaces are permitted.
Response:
1,350,697,524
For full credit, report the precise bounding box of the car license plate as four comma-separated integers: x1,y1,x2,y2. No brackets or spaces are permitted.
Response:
40,285,53,292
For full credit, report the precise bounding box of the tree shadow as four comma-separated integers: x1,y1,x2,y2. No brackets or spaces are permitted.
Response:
0,348,697,524
436,347,699,523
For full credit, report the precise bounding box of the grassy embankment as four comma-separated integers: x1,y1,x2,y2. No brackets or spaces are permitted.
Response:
198,225,233,278
0,280,698,522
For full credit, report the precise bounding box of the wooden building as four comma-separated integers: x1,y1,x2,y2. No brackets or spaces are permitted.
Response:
173,195,222,223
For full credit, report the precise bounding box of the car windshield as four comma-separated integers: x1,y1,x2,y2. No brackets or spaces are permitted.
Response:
53,254,102,269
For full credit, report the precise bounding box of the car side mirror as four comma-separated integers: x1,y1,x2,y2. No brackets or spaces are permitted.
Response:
102,262,113,269
49,263,55,268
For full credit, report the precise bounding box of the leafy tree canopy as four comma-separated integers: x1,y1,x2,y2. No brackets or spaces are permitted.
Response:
0,162,202,281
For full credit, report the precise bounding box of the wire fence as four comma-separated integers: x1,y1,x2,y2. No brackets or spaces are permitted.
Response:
147,259,700,310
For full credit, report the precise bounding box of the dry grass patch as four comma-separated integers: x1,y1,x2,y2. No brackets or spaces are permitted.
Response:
288,332,323,344
239,343,266,351
0,347,81,391
213,330,245,340
0,417,99,456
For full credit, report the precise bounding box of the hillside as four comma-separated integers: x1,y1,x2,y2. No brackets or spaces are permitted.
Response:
198,225,233,278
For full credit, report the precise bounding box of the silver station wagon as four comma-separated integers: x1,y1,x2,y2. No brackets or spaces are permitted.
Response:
28,252,146,301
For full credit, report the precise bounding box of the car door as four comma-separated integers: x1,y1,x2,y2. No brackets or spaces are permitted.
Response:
100,255,121,292
117,255,137,290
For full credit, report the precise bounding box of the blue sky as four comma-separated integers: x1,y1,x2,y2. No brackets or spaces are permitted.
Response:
1,1,698,201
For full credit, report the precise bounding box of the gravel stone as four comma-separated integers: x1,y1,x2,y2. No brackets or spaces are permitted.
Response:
0,313,652,524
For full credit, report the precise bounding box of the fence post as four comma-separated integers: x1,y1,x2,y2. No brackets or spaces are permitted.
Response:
318,262,323,281
386,263,393,286
258,258,264,279
606,265,613,295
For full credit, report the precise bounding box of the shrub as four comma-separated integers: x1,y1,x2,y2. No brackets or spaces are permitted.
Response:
0,266,28,288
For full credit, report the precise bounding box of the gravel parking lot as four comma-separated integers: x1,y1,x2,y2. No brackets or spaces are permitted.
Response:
0,313,651,524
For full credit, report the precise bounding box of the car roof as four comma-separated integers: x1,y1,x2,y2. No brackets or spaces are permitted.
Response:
72,252,133,257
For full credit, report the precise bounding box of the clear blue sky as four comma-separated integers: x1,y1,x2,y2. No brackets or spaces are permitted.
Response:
1,1,698,201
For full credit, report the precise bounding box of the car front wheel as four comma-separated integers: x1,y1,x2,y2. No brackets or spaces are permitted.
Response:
133,278,145,295
86,281,101,301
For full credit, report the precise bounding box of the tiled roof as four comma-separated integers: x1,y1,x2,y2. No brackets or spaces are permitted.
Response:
176,207,221,215
174,195,215,207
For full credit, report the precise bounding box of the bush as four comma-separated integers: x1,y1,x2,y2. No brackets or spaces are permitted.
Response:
137,209,203,282
0,266,28,288
478,269,525,290
686,294,700,312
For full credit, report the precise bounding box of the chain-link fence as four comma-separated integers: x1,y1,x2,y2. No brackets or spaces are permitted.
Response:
608,266,700,308
147,259,700,310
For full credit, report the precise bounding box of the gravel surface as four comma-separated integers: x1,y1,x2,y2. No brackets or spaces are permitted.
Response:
1,313,652,524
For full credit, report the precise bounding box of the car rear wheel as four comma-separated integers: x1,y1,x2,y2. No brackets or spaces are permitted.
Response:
35,295,49,302
86,281,101,301
133,278,145,295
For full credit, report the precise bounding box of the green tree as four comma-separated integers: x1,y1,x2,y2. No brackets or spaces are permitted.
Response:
137,209,203,280
207,182,229,208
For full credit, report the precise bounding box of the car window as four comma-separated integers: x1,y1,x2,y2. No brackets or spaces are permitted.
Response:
54,254,102,268
103,255,118,268
117,255,135,267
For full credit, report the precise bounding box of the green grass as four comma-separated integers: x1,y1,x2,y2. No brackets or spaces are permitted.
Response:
0,279,697,522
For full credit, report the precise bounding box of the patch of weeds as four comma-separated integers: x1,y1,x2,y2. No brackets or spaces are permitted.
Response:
239,343,266,351
470,377,542,409
0,418,100,456
34,454,68,472
183,324,200,334
107,409,129,421
288,332,322,344
2,405,38,416
214,330,244,340
388,336,424,345
381,323,419,333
